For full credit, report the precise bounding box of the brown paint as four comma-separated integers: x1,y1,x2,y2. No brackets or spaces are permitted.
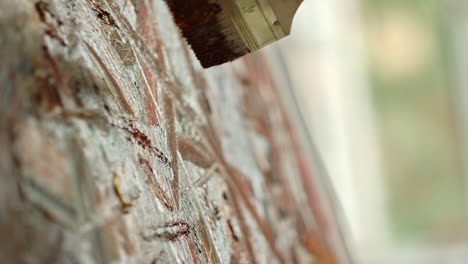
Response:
178,136,213,169
144,85,160,126
227,219,239,242
86,0,118,28
116,121,169,166
301,232,337,264
136,0,162,126
163,92,179,209
164,0,249,67
142,221,190,241
138,155,174,211
35,1,63,26
44,29,66,46
197,216,220,263
83,41,135,116
244,54,343,263
38,44,63,111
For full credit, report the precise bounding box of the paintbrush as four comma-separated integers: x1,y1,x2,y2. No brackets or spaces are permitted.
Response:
165,0,303,68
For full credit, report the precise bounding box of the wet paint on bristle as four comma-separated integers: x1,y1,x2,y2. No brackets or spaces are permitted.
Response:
165,0,250,68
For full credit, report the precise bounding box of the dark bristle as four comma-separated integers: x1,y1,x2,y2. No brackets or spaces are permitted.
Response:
165,0,250,68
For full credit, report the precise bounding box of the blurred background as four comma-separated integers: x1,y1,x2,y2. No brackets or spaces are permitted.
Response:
276,0,468,263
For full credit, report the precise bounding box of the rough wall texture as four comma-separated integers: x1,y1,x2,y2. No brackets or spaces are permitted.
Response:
0,0,350,263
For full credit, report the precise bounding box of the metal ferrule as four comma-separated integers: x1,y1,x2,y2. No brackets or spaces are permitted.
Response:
220,0,302,51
